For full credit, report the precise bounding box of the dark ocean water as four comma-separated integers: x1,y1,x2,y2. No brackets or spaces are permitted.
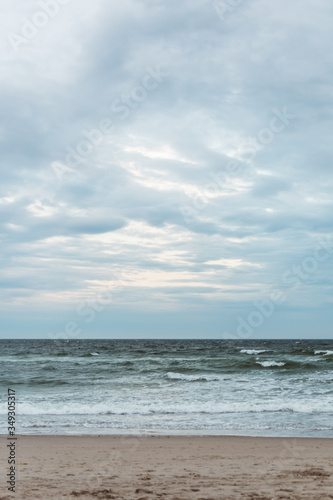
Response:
1,339,333,436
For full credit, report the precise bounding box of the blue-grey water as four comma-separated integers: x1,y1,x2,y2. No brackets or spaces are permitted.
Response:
1,339,333,437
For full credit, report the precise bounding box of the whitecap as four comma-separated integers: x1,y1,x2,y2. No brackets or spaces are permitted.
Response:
166,372,219,382
240,349,267,355
256,360,285,367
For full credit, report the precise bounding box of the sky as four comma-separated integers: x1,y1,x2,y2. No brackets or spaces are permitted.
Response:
0,0,333,339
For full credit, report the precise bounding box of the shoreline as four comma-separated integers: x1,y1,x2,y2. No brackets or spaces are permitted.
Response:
1,435,333,499
2,432,333,438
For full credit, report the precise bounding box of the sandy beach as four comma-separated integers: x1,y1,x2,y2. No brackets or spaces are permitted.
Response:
1,435,333,499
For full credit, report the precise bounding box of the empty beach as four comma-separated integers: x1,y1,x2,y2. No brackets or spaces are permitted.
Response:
1,435,333,499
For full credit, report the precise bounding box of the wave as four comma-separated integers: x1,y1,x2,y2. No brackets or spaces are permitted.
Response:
240,349,268,355
166,372,219,382
256,361,285,368
1,399,332,417
0,379,71,386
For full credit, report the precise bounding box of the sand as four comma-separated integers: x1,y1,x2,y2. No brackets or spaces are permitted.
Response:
1,435,333,499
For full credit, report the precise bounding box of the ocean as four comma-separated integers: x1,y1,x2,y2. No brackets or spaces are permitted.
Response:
1,339,333,437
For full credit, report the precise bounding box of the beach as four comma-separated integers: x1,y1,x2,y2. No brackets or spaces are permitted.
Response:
1,435,333,499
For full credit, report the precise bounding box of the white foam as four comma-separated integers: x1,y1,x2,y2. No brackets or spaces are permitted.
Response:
1,397,330,417
240,349,267,355
166,372,219,382
256,360,285,367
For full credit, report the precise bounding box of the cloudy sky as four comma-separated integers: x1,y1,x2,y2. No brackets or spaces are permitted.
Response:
1,0,333,339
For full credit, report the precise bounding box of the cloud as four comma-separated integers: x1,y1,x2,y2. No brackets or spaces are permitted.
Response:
0,0,333,337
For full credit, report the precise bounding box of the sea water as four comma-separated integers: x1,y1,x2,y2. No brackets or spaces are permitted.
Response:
0,339,332,436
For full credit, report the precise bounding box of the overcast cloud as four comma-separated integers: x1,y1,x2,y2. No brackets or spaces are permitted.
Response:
1,0,333,338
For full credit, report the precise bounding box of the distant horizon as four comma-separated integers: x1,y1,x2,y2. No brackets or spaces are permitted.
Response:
1,336,332,341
